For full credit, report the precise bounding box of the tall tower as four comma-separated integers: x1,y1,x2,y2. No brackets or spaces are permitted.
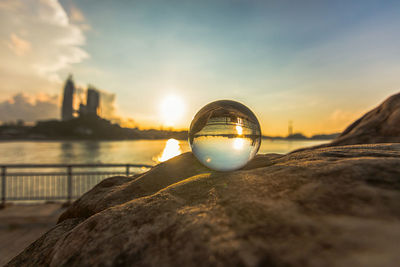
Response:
61,75,75,121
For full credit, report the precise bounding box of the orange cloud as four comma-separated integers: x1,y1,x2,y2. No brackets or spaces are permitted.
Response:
0,93,59,123
68,4,91,31
0,0,22,11
70,4,85,22
8,33,31,56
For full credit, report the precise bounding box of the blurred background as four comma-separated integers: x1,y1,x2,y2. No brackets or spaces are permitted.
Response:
1,0,400,264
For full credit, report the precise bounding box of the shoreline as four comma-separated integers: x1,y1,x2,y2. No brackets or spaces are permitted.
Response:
0,137,334,143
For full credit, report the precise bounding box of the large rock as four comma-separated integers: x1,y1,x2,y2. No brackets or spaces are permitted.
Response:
329,92,400,146
7,93,400,266
7,144,400,267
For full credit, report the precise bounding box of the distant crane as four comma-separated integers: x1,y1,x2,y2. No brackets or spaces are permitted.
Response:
288,120,293,137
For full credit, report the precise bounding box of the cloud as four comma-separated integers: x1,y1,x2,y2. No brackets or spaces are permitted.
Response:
68,3,91,31
8,33,31,56
0,0,89,96
98,90,117,119
0,93,59,123
93,88,137,127
0,84,127,124
0,0,22,11
69,4,85,23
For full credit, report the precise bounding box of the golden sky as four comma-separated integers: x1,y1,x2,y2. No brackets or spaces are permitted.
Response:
0,0,399,136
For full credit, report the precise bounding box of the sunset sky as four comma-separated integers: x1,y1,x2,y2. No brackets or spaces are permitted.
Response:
1,0,400,136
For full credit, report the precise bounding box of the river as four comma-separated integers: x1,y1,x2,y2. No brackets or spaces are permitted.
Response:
0,139,329,165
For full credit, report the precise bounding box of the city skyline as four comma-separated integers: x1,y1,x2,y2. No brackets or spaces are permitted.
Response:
1,0,400,135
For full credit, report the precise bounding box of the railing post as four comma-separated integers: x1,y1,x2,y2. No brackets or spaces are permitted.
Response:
1,166,6,207
126,164,130,176
67,166,72,203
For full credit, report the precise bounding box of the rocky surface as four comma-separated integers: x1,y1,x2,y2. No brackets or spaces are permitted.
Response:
329,92,400,146
7,92,400,266
7,143,400,267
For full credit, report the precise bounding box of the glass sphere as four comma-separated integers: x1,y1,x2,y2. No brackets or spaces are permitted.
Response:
189,100,261,171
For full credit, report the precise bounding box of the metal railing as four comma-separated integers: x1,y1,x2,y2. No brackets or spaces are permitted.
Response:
0,163,153,204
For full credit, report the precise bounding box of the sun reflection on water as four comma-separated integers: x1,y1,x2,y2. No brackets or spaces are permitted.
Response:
236,125,243,135
155,138,182,163
233,138,245,150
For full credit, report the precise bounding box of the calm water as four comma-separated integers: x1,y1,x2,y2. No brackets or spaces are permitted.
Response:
0,139,329,165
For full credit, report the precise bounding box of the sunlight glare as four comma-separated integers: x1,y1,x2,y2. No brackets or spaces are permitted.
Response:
160,95,185,127
236,125,243,135
156,138,182,162
233,138,244,150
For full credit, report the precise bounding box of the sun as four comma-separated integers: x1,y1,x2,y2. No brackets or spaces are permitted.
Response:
160,95,185,127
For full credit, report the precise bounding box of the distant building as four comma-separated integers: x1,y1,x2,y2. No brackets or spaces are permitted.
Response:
78,86,100,117
61,75,75,121
61,75,101,120
86,87,100,115
78,103,86,116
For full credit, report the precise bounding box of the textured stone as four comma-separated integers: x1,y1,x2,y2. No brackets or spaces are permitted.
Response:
7,144,400,267
7,92,400,267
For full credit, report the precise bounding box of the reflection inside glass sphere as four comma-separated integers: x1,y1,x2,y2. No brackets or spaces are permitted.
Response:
189,100,261,171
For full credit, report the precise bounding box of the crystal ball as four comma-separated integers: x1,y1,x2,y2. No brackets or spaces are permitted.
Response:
189,100,261,171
